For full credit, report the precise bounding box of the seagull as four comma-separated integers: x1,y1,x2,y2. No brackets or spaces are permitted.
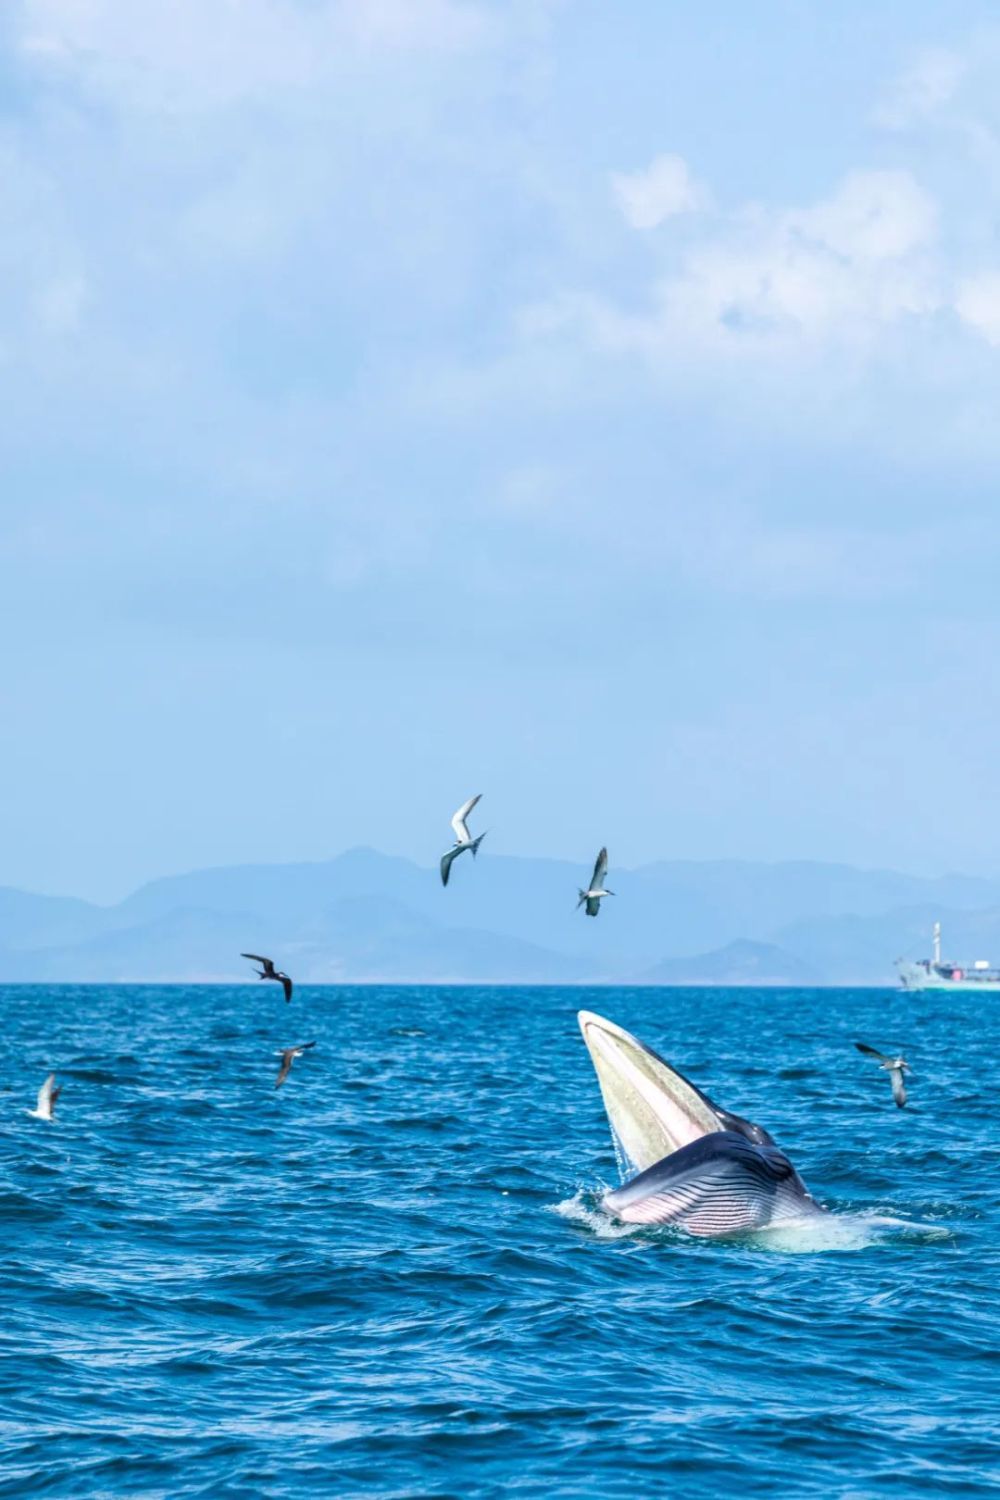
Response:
856,1042,910,1108
577,847,614,917
440,794,486,887
274,1041,316,1089
241,953,293,1003
28,1073,60,1121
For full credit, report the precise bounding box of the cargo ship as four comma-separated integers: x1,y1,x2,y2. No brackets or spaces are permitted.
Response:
896,922,1000,992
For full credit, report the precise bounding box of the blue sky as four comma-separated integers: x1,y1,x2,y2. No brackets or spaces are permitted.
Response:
4,0,1000,900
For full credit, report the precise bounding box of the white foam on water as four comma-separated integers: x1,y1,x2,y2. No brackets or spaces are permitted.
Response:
551,1189,641,1240
553,1192,954,1254
748,1211,953,1255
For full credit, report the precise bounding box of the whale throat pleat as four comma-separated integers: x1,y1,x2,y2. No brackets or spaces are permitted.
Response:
602,1131,818,1236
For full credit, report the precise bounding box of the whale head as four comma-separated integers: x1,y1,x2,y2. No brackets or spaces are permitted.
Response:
577,1010,773,1175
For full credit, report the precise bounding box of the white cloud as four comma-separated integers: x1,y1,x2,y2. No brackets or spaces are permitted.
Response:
611,153,706,229
790,169,936,262
874,48,964,130
557,168,941,363
955,272,1000,345
17,0,495,112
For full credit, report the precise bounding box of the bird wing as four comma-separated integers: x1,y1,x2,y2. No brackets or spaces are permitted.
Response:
36,1074,55,1112
299,1041,317,1052
890,1068,907,1108
590,847,608,890
586,896,600,917
440,846,461,887
855,1042,892,1064
275,1051,294,1088
451,794,481,844
242,953,275,976
280,974,293,1003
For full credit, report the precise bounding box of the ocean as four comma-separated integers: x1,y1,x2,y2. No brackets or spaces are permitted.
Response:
1,982,997,1497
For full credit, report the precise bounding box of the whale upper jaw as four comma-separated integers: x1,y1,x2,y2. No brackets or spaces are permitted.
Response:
577,1009,775,1176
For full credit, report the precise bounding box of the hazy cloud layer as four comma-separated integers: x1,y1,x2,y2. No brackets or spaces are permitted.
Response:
2,3,1000,897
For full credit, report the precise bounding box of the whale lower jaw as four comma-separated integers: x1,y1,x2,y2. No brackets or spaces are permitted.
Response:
602,1130,823,1237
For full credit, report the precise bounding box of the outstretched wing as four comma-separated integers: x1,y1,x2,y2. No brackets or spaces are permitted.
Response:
590,847,608,890
36,1073,56,1113
451,794,481,844
585,896,601,917
855,1041,892,1064
276,1040,316,1087
242,952,275,976
440,846,462,887
890,1067,907,1108
280,974,293,1003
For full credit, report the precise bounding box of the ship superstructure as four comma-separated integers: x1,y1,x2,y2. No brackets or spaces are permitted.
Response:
897,921,1000,992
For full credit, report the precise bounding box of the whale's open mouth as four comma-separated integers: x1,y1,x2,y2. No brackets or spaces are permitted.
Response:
577,1010,775,1176
577,1011,724,1174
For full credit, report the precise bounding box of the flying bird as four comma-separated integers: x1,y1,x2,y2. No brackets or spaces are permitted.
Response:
577,847,614,917
241,953,294,1003
29,1072,60,1122
274,1041,316,1089
440,794,486,887
856,1042,910,1108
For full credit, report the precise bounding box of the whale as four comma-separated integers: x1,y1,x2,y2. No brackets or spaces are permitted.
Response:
578,1010,824,1236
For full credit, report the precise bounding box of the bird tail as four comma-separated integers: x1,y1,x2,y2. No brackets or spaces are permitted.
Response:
471,832,486,858
577,890,587,909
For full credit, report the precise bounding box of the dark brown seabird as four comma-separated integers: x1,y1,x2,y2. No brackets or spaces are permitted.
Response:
274,1041,316,1089
241,953,293,1003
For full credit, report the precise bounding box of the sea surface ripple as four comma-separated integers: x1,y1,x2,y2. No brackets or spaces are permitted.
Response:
1,983,998,1497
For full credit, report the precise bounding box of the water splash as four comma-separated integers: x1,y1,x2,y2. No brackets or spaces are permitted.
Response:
751,1211,953,1254
551,1189,641,1240
556,1191,956,1255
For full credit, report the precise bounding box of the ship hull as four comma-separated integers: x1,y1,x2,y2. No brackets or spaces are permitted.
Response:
900,976,1000,993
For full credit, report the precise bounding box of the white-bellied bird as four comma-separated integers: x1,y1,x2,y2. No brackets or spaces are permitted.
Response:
29,1072,60,1121
578,847,614,917
440,794,486,887
855,1042,910,1108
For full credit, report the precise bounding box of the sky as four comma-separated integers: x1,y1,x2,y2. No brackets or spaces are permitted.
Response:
4,0,1000,901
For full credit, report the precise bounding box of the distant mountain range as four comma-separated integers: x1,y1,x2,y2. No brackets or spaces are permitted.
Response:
2,848,1000,984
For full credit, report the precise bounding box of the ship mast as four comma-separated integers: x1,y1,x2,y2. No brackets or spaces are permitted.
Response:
933,921,941,966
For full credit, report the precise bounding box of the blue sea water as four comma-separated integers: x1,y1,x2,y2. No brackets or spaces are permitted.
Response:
0,982,997,1497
